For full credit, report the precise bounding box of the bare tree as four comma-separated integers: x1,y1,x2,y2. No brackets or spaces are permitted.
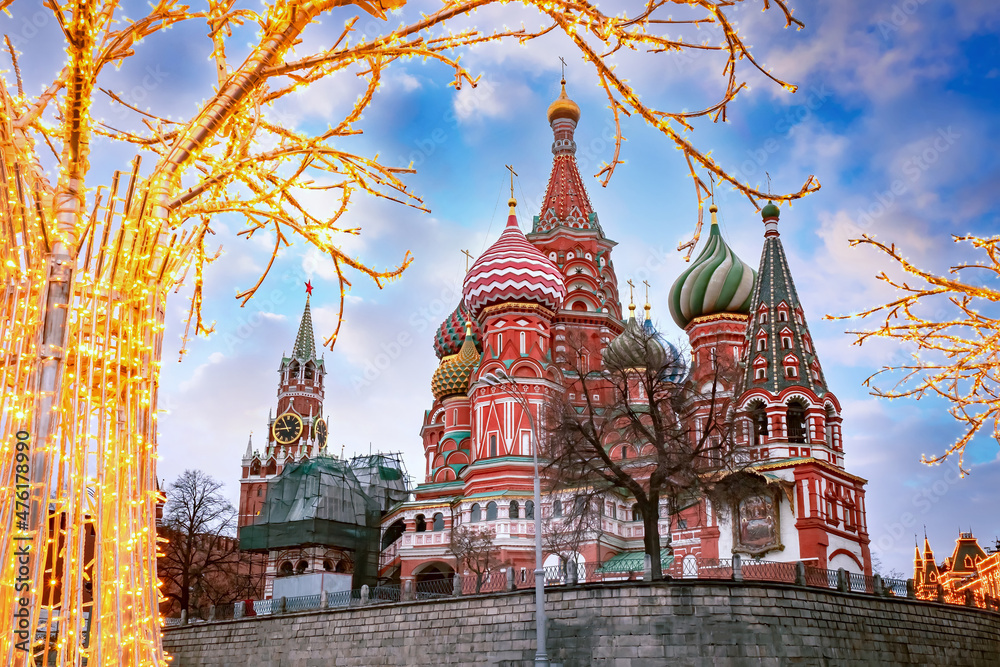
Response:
545,327,747,579
542,494,602,571
158,470,245,619
448,524,504,594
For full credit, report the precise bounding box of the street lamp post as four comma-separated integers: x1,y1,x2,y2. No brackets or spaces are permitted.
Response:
482,369,549,667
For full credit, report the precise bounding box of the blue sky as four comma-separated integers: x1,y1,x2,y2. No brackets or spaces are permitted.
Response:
7,0,999,576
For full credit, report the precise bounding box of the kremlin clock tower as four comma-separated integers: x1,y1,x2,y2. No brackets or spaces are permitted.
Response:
238,284,329,529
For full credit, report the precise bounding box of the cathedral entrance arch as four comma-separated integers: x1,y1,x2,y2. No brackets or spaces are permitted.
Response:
413,561,456,597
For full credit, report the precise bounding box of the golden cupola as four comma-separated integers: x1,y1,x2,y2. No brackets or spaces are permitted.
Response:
430,321,481,401
547,78,581,124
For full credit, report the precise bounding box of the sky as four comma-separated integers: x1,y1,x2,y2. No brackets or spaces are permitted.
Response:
6,0,1000,577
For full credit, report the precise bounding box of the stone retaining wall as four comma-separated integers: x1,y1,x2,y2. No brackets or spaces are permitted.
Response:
163,579,1000,666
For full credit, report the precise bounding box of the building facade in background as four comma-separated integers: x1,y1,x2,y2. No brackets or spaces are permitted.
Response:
915,532,1000,609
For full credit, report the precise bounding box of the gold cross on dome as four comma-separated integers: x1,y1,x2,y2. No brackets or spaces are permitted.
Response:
643,280,650,304
626,279,635,305
461,248,474,272
505,164,518,200
559,56,567,80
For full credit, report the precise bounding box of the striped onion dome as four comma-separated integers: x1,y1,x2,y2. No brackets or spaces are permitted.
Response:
463,199,566,320
431,322,481,400
434,301,482,359
668,204,756,329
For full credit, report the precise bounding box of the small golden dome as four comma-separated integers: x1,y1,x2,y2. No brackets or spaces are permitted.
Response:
547,80,580,124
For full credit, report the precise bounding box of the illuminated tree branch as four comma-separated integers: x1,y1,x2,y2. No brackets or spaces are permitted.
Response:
829,234,1000,475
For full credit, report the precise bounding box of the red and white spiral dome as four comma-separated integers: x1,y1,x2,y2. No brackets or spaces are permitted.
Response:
463,200,566,320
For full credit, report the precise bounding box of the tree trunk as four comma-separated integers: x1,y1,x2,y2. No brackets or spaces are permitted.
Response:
642,504,662,579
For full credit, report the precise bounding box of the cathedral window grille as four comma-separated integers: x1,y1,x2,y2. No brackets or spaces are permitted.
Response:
785,366,797,378
759,312,768,324
432,512,445,531
552,499,563,517
486,502,498,521
470,504,481,522
787,401,807,443
778,311,788,322
510,501,520,519
489,434,498,458
750,405,768,445
755,368,766,380
415,514,427,532
525,500,534,519
782,336,792,349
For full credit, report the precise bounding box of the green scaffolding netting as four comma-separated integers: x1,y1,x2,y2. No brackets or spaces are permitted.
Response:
239,456,382,584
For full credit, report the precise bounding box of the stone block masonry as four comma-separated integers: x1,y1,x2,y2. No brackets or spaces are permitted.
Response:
163,580,1000,666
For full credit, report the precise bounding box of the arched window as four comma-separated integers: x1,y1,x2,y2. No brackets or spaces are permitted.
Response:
510,501,520,519
779,311,788,322
414,514,426,532
489,434,498,458
279,561,293,577
432,512,444,531
525,500,534,519
323,560,334,572
631,504,642,522
552,499,562,517
486,501,498,521
304,362,315,380
787,400,807,444
470,503,481,522
749,404,769,446
620,445,630,460
296,560,308,574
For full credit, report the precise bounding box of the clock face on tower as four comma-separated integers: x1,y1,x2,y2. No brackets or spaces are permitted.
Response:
314,418,328,448
272,413,303,444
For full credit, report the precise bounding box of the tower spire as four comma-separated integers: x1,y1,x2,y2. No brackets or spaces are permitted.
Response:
292,287,317,359
739,204,827,395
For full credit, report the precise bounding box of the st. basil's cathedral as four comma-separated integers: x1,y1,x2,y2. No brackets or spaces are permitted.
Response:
237,78,873,598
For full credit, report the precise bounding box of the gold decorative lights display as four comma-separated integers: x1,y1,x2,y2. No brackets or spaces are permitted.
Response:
0,0,810,664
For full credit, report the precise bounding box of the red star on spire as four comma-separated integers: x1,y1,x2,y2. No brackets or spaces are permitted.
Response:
305,280,314,295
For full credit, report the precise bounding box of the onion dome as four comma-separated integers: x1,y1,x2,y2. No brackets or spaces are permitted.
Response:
431,322,481,400
668,204,756,329
604,303,684,381
463,198,566,320
434,301,482,359
547,78,580,124
761,201,780,220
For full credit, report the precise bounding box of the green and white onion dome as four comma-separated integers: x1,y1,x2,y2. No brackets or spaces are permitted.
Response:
668,204,756,329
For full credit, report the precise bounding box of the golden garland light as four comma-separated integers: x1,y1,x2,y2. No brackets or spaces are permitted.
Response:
830,234,1000,476
0,0,811,664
